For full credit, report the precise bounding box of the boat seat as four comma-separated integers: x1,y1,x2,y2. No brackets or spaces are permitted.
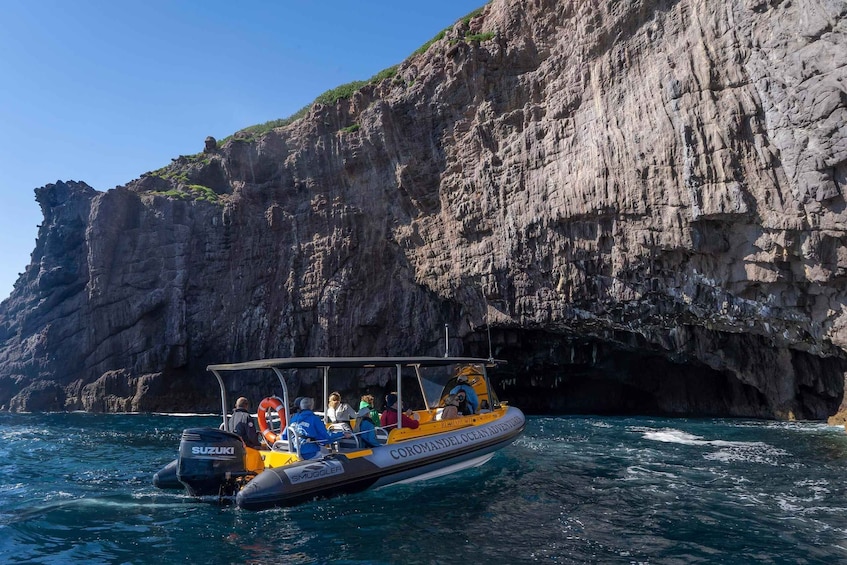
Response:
324,423,354,451
272,439,290,451
336,436,361,451
375,426,391,444
284,424,310,458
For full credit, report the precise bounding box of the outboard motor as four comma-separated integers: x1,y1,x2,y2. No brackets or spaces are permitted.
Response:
176,427,248,497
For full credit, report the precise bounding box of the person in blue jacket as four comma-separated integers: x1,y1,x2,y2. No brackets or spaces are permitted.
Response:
449,374,479,414
355,406,381,448
291,397,350,459
279,397,304,442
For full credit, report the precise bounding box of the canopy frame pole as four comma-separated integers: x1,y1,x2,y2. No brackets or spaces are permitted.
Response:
395,363,403,429
211,369,228,430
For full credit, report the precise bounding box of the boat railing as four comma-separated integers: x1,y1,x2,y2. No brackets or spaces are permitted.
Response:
375,425,392,443
331,425,395,452
287,424,357,458
286,424,304,459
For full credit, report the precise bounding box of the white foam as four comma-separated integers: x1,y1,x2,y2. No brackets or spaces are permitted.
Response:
625,465,678,480
641,429,707,445
635,427,789,466
639,428,771,449
703,441,788,465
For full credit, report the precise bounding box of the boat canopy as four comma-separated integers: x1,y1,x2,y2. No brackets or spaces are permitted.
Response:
207,356,504,432
207,356,501,372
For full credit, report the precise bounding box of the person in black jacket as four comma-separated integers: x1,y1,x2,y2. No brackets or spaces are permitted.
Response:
230,397,262,448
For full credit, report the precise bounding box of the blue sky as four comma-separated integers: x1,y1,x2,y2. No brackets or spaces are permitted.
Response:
0,0,485,300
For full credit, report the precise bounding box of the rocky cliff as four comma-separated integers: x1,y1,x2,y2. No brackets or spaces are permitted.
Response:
1,0,846,419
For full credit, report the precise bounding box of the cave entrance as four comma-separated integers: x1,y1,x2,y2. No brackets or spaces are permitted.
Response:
463,329,842,419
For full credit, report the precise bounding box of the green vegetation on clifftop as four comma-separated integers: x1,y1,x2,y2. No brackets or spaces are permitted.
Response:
219,4,490,144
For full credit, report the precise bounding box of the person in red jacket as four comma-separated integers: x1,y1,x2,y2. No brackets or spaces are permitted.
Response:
380,393,419,429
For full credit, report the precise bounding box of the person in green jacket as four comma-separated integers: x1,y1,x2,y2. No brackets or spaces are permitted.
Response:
359,394,380,426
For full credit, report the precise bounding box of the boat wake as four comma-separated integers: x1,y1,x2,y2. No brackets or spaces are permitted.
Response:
3,494,198,525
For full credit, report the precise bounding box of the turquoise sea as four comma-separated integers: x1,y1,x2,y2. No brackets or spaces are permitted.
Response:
1,412,846,564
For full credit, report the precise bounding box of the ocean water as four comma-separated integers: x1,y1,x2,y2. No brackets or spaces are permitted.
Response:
1,413,846,564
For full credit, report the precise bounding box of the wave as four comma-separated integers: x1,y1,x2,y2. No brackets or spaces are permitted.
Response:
632,427,790,466
634,427,765,448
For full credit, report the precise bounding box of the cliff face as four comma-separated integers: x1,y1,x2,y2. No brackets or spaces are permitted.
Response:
1,0,846,418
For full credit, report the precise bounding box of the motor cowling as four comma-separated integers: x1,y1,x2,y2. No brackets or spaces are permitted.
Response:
153,459,182,490
176,427,247,497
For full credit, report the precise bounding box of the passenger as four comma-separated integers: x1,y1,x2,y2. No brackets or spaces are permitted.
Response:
326,391,357,429
291,397,350,460
380,393,420,429
450,374,479,414
280,396,304,441
439,394,460,420
356,406,381,448
359,394,380,426
454,390,473,416
229,397,262,449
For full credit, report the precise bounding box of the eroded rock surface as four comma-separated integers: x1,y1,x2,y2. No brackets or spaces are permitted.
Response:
1,0,846,418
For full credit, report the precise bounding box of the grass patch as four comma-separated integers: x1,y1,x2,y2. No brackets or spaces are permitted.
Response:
187,184,219,202
152,189,189,200
315,80,368,106
221,66,398,143
184,153,210,164
315,66,398,106
168,172,190,184
340,123,360,134
460,7,485,27
466,32,495,42
371,66,398,85
225,113,308,144
413,4,489,56
148,169,190,184
413,30,446,56
149,185,219,203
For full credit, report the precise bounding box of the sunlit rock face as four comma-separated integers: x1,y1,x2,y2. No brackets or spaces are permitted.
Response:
1,0,846,418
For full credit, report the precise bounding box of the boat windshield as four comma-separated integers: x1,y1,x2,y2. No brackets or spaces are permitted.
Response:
418,362,492,409
416,364,456,408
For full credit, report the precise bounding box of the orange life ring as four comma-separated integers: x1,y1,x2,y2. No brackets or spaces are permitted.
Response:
257,396,286,445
